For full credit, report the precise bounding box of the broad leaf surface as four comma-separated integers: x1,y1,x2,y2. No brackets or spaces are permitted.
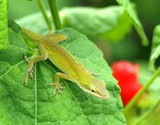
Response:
116,0,148,46
0,19,126,124
60,6,132,42
149,25,160,71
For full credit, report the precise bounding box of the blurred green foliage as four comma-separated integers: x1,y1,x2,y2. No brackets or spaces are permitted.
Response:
8,0,160,62
8,0,78,19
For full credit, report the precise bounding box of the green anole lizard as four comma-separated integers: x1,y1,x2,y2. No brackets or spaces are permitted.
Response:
21,27,109,99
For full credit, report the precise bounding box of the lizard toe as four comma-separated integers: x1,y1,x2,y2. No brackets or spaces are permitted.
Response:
49,83,64,95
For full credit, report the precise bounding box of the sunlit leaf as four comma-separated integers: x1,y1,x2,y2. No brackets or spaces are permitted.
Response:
0,19,126,124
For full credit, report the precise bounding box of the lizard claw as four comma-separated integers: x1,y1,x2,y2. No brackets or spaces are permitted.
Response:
24,54,29,63
24,67,34,85
29,67,34,79
48,83,64,96
24,54,34,84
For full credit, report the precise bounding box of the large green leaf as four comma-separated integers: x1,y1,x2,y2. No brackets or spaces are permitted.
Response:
60,6,132,42
116,0,149,46
149,25,160,71
0,20,126,124
0,0,8,49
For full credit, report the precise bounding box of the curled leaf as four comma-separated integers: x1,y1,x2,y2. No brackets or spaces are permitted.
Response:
149,25,160,71
116,0,149,46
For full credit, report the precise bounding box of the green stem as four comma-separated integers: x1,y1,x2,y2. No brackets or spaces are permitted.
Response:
47,0,62,30
124,67,160,115
133,100,160,125
37,0,52,30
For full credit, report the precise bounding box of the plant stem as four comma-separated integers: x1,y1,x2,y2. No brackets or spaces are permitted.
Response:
47,0,62,30
37,0,52,30
133,100,160,125
124,67,160,115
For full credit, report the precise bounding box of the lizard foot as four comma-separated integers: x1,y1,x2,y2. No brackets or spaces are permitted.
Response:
48,83,64,96
24,54,34,85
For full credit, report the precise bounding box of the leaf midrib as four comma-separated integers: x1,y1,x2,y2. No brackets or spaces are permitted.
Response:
43,61,90,125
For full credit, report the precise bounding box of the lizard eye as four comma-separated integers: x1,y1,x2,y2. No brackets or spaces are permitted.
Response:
89,86,96,93
90,89,95,92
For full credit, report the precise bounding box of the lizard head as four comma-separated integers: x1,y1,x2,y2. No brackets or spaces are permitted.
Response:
80,79,109,99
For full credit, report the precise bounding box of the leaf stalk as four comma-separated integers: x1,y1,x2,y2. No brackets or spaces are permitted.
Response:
37,0,52,30
47,0,62,30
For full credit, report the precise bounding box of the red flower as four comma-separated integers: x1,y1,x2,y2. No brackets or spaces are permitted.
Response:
112,61,142,106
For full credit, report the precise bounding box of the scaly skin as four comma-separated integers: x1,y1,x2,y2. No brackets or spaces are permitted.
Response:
21,27,109,99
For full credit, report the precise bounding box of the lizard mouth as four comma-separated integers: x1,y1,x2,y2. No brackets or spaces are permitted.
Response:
80,87,109,99
90,91,109,99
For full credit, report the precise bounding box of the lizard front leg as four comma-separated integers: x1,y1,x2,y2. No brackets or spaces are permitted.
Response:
49,73,74,95
44,33,67,44
25,44,48,84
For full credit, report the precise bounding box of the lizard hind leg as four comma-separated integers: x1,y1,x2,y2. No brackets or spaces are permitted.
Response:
44,33,67,44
